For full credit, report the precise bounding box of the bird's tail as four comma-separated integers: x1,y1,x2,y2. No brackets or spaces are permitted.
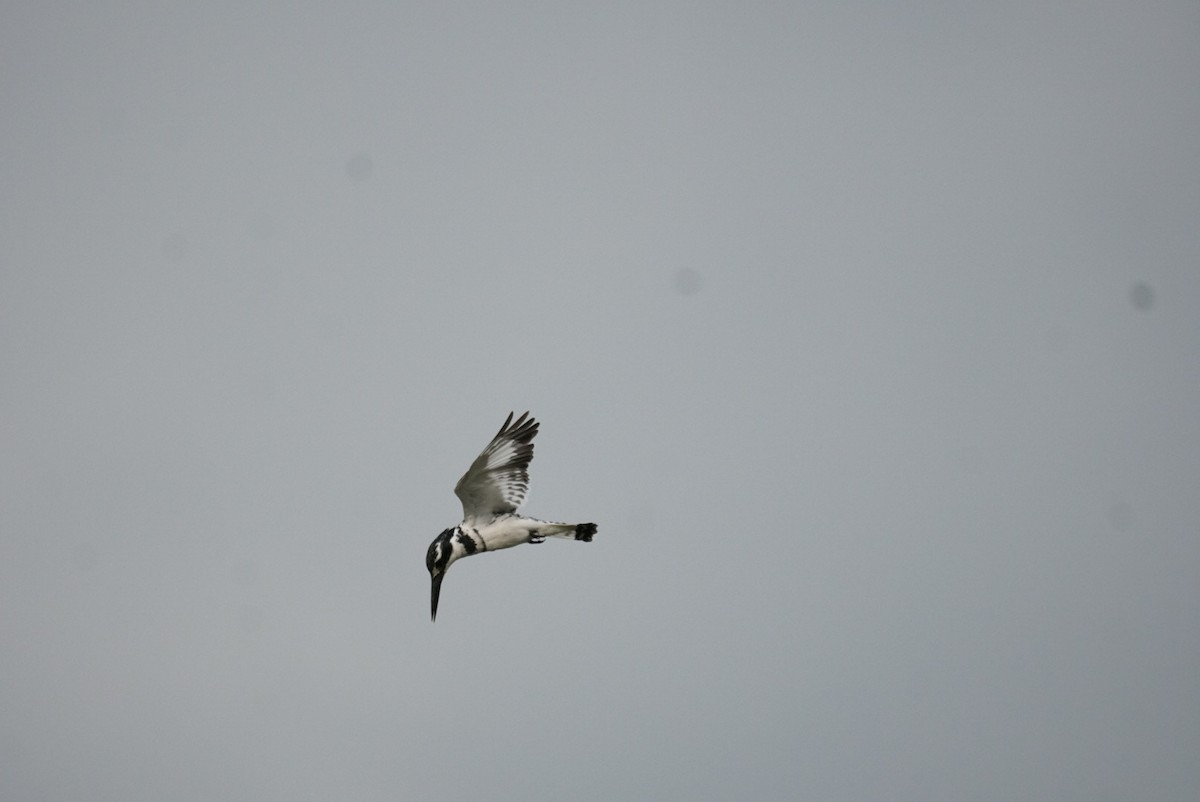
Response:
534,521,597,542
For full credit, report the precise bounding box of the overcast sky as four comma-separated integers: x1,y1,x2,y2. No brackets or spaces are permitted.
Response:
2,3,1198,800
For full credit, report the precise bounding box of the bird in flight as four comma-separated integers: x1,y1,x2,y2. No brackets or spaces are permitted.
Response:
425,412,596,621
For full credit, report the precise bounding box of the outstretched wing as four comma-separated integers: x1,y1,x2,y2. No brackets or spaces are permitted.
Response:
454,412,539,524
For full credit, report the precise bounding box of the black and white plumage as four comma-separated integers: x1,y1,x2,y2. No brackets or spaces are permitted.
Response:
425,412,596,621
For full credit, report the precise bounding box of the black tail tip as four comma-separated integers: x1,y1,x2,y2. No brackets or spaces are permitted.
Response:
574,523,597,542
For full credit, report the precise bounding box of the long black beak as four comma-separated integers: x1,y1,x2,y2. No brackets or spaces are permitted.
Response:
430,573,443,622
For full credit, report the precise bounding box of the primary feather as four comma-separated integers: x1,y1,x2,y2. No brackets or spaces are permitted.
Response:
453,411,539,525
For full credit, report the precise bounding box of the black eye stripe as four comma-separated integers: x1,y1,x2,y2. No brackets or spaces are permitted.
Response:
426,528,455,573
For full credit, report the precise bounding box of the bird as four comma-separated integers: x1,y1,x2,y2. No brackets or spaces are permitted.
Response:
425,412,596,621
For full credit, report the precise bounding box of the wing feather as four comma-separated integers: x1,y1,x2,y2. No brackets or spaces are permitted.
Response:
454,412,539,523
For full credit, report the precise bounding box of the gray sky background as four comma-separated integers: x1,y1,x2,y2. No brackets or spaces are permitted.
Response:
2,3,1198,800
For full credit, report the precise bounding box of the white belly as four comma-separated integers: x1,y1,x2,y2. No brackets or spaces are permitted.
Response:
475,517,535,552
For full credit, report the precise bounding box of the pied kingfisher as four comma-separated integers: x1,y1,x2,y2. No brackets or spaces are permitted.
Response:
425,412,596,621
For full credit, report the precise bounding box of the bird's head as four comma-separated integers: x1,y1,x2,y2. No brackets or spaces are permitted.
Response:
426,528,460,621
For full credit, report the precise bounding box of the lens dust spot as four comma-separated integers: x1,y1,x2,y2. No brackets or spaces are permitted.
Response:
1107,501,1134,532
1129,281,1154,311
345,152,374,182
161,231,190,262
71,541,99,571
242,212,278,241
1043,324,1067,351
236,604,264,634
673,268,702,296
231,559,260,588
